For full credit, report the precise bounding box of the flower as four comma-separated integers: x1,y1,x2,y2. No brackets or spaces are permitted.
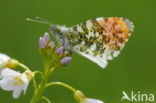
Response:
74,90,104,103
0,53,11,69
0,68,34,99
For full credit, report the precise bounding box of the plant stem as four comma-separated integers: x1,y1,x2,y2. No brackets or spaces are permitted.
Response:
18,62,30,70
32,78,37,89
30,68,55,103
41,96,51,103
46,82,77,93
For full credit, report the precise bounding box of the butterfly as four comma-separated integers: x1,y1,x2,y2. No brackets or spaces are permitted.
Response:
27,17,134,69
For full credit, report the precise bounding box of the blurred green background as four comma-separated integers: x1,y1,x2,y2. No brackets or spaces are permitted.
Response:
0,0,156,103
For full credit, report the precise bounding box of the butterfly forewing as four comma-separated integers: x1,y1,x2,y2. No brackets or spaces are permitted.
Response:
67,17,134,68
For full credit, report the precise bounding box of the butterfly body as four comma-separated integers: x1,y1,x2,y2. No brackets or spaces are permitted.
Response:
50,17,134,68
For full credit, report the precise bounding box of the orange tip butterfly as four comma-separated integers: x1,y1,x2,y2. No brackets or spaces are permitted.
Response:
27,17,134,69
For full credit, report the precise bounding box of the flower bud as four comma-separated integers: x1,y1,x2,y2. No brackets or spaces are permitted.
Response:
60,56,72,65
39,37,46,48
48,41,55,48
43,32,50,42
56,46,64,55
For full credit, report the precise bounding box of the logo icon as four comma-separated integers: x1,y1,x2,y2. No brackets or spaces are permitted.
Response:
121,91,155,102
121,91,131,101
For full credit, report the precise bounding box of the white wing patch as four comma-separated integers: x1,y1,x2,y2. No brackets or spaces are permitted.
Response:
73,45,120,69
72,45,108,68
72,44,121,69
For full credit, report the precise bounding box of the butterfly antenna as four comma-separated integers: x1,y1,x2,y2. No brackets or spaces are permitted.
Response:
26,17,53,25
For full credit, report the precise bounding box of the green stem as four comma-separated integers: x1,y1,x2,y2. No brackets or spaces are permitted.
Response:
40,96,51,103
18,62,30,70
30,68,55,103
46,82,77,93
34,71,43,76
32,78,37,89
32,71,43,89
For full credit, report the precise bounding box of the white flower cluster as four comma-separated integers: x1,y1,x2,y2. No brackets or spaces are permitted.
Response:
0,53,33,99
0,53,104,103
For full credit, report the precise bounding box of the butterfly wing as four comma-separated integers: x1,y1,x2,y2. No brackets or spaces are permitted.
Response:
67,17,134,68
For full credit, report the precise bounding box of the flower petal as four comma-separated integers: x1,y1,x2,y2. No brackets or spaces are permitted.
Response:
21,73,29,94
12,86,23,99
0,53,10,69
0,77,15,90
1,68,20,78
0,53,10,62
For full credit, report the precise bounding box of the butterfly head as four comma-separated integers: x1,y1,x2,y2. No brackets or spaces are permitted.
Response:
50,25,72,52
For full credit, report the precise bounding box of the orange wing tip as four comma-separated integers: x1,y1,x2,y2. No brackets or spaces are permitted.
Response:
96,17,134,50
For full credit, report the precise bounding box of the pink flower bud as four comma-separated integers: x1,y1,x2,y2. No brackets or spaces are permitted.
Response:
56,47,64,55
60,56,72,65
39,37,46,48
